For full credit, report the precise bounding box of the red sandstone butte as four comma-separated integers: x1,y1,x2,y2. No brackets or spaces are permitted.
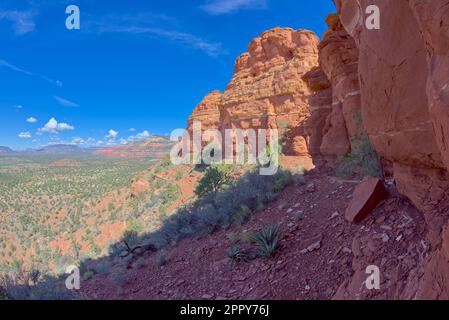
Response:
187,27,320,157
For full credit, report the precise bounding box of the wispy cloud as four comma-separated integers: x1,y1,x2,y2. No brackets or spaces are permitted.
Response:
92,11,225,57
54,95,79,107
100,26,225,57
0,9,37,35
200,0,268,15
38,118,74,134
0,58,63,87
26,117,38,123
71,137,84,145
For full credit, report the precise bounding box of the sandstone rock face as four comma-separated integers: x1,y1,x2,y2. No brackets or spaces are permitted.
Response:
319,13,360,156
188,28,320,157
335,0,449,212
332,0,449,300
302,13,361,158
408,0,449,199
302,67,332,156
187,91,223,134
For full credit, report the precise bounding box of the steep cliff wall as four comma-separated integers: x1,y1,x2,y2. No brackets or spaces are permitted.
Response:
303,12,361,159
331,0,449,299
334,0,449,212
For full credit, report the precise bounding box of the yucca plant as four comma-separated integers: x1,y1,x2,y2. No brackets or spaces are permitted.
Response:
227,246,248,265
253,224,280,258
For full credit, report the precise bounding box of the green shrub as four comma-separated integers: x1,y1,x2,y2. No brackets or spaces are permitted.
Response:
232,205,252,226
253,224,280,258
293,174,305,186
195,164,232,197
154,251,167,268
0,272,74,300
336,134,382,179
92,260,111,275
273,170,292,192
82,271,94,281
0,284,8,300
336,109,383,179
111,271,130,286
227,232,239,244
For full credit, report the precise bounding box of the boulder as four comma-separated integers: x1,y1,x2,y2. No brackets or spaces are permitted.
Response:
345,177,388,223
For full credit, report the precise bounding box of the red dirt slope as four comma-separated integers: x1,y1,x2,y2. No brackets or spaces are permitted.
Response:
82,168,426,300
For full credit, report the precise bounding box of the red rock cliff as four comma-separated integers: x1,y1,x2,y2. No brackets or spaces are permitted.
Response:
330,0,449,299
188,27,320,157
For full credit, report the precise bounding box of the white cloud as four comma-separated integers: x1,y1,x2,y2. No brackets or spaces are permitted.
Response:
128,128,136,132
73,137,104,147
18,132,31,139
200,0,267,15
26,117,38,123
38,118,75,134
137,130,151,138
106,129,118,140
127,130,151,142
54,96,79,107
0,10,36,35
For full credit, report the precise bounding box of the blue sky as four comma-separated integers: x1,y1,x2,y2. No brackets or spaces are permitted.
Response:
0,0,334,149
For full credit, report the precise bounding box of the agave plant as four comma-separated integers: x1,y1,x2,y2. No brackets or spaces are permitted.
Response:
227,245,248,265
253,224,280,258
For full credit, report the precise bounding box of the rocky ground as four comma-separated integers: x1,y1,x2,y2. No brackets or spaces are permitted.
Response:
82,166,427,300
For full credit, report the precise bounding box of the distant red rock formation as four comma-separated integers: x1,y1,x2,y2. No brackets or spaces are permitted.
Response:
93,136,174,159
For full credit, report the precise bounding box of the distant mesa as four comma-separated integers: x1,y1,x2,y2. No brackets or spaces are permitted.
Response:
0,146,13,154
36,144,86,155
93,135,174,159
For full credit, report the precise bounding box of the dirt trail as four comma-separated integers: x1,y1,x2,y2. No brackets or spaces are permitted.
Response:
82,168,426,300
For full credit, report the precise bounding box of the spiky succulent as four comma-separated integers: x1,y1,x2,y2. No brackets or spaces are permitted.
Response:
253,224,280,258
